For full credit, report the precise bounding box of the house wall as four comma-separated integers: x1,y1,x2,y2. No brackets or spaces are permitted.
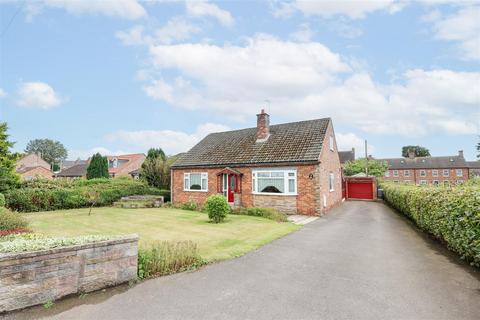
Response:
19,167,53,181
383,168,469,185
172,164,324,215
317,121,343,213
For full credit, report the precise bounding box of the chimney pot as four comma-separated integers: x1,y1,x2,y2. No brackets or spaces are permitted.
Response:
458,150,464,158
408,150,415,159
256,109,270,142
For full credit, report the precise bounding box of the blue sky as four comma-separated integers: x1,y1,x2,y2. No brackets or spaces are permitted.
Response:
0,0,479,160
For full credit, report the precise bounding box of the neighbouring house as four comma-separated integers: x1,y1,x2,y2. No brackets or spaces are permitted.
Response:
107,154,146,178
61,159,88,170
16,154,53,180
338,148,355,168
55,163,89,179
171,110,343,215
380,150,471,186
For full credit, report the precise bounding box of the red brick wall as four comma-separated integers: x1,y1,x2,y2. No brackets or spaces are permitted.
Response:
317,121,343,213
383,168,469,185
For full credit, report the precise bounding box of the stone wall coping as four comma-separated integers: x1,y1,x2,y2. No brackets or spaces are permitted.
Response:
0,234,139,262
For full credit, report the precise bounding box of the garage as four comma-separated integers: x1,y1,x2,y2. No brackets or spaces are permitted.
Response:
345,177,376,200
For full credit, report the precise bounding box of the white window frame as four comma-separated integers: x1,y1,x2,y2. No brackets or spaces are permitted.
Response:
393,170,399,177
443,169,449,177
420,180,427,185
432,170,438,177
456,180,464,185
456,169,463,177
183,172,208,192
329,172,335,192
404,170,410,177
420,170,426,177
329,136,334,151
252,168,297,196
385,171,390,177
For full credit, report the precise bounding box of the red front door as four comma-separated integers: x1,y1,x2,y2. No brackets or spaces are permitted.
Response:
227,174,236,203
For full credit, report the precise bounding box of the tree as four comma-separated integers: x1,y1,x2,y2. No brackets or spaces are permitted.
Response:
141,157,170,188
344,159,389,177
86,153,109,179
401,145,430,158
24,139,68,169
0,122,20,192
146,148,166,161
477,136,480,159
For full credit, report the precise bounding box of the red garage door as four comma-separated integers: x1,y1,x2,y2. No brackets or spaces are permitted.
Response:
346,178,375,200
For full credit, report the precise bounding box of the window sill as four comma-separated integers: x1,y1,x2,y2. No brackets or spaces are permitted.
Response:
183,189,209,193
252,192,297,196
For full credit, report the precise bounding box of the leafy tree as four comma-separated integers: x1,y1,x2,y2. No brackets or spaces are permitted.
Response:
146,148,166,161
141,157,170,188
24,139,67,169
401,145,430,158
86,153,109,179
477,136,480,159
0,122,20,192
344,158,388,177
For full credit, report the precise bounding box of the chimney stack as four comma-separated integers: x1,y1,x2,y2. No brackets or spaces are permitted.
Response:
458,150,464,158
408,150,415,159
256,109,270,142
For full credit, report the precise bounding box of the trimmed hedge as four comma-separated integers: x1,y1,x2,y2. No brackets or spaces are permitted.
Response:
5,178,170,213
382,183,480,267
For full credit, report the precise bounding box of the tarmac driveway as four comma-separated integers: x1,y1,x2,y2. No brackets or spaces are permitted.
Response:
9,201,480,320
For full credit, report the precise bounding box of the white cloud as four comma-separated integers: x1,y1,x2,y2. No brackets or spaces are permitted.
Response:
289,23,313,42
0,88,6,98
105,123,230,155
427,5,480,60
116,18,200,46
26,0,146,20
140,35,479,136
186,1,234,26
273,0,404,19
336,132,374,155
16,82,64,109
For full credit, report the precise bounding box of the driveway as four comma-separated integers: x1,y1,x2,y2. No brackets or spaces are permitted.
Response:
8,201,480,320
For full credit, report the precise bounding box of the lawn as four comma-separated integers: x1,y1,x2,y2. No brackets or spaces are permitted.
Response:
24,207,300,262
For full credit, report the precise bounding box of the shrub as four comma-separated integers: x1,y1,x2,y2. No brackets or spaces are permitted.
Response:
232,207,288,222
0,193,5,207
204,195,230,223
180,200,198,211
138,240,203,279
4,178,170,212
382,183,480,267
0,209,28,231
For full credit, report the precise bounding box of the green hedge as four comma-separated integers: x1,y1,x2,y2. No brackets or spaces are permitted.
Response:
382,183,480,267
232,207,288,222
5,178,170,212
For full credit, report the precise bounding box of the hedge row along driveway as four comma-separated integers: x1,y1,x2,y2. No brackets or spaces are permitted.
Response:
382,182,480,267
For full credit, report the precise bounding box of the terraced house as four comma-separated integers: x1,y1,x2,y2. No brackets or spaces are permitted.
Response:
380,150,471,186
171,110,342,215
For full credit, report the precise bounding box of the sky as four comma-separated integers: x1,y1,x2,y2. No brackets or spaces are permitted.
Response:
0,0,479,161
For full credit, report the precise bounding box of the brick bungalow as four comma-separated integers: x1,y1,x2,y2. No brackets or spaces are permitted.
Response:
171,110,343,215
16,154,53,180
380,150,470,186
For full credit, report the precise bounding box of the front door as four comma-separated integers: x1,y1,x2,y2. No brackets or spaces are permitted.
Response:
227,174,236,203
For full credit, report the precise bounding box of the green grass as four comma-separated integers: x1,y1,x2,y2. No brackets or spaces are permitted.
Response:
23,207,300,262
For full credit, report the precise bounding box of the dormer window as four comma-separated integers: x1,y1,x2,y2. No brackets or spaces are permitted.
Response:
112,158,118,168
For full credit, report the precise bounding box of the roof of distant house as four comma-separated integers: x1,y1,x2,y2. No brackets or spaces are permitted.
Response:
16,166,51,174
338,149,355,164
172,118,331,168
467,161,480,168
62,159,88,169
56,163,88,177
107,153,146,175
378,153,469,170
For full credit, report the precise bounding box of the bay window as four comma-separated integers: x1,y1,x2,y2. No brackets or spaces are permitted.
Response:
252,169,297,195
184,173,208,191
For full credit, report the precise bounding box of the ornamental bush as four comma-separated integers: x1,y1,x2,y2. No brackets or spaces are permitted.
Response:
232,207,288,222
0,209,28,231
382,183,480,267
204,195,230,223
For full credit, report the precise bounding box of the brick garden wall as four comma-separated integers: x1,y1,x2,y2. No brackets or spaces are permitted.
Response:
0,235,138,313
